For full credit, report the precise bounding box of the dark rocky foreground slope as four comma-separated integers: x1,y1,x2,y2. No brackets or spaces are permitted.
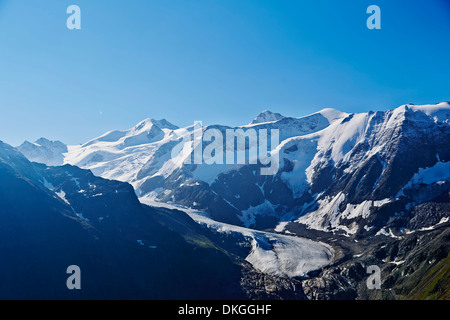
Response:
0,140,304,300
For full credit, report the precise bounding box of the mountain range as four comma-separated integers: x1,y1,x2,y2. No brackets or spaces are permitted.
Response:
18,102,450,233
10,101,450,299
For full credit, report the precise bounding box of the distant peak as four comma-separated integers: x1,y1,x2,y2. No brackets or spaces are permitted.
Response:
18,138,66,150
35,137,50,145
314,108,348,123
134,118,178,131
153,118,179,130
33,138,67,149
250,110,285,125
133,118,153,130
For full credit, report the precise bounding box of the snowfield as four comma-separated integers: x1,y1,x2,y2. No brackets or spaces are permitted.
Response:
140,196,334,278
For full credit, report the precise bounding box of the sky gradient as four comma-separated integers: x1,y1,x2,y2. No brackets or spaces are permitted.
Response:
0,0,449,146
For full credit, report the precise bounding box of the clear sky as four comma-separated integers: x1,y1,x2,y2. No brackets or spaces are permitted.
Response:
0,0,449,146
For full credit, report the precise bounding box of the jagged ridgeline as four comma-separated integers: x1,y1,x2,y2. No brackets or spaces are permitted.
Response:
19,102,450,235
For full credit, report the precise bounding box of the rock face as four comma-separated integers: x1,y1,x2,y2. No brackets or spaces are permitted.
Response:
302,262,365,300
240,264,306,300
301,226,450,300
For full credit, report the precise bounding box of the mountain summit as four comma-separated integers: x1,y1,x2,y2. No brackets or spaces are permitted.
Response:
250,110,285,124
17,138,67,166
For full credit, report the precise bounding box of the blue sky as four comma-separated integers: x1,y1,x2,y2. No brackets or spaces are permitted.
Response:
0,0,449,146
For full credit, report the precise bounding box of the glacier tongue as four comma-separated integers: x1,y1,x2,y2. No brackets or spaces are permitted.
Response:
140,196,334,278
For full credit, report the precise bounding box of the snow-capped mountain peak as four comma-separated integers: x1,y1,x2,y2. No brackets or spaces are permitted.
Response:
17,138,67,166
82,117,178,150
406,101,450,123
132,118,178,131
313,108,348,123
250,110,285,125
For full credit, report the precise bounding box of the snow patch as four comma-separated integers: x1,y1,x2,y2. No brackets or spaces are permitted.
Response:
400,161,450,192
42,178,55,190
55,190,70,205
239,200,278,228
